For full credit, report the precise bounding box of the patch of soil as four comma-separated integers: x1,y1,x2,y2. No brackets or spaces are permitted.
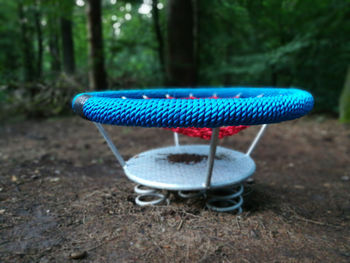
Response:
167,153,207,164
0,117,349,262
167,153,226,164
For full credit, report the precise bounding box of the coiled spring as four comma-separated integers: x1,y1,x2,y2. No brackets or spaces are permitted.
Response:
134,184,169,206
134,184,244,213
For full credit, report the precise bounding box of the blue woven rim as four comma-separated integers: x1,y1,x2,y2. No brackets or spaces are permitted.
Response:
72,87,314,127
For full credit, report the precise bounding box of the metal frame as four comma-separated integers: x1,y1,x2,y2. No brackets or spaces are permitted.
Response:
246,124,267,156
94,123,268,211
94,123,267,187
205,128,220,188
94,123,126,168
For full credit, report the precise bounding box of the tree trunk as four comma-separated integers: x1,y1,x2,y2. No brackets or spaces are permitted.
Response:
60,0,75,75
34,0,43,78
166,0,197,86
48,14,61,72
152,0,166,83
339,66,350,123
18,0,36,81
47,2,61,73
86,0,108,90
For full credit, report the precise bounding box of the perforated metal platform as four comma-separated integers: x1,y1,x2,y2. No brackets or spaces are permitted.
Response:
124,145,255,191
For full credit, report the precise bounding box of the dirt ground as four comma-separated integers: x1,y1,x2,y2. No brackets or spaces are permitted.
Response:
0,116,349,262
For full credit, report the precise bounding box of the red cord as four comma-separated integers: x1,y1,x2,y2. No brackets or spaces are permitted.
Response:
162,95,248,140
164,126,248,140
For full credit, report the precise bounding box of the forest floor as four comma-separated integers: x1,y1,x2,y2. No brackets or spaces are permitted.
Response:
0,116,349,262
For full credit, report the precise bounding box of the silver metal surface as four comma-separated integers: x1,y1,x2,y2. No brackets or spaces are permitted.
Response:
134,184,156,194
94,123,126,167
174,132,179,146
205,128,220,188
246,124,268,156
124,145,255,191
135,192,168,206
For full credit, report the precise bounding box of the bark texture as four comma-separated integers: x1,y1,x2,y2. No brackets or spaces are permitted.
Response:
339,66,350,123
86,0,107,90
48,11,61,72
152,0,166,83
18,0,36,81
167,0,197,86
60,7,75,75
34,0,43,78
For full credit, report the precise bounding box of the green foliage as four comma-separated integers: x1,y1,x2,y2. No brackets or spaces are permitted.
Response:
102,0,164,87
0,0,348,119
0,1,22,82
197,0,350,114
0,75,84,120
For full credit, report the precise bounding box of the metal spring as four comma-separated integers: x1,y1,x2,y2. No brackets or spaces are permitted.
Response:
134,184,169,206
134,184,245,213
206,184,244,213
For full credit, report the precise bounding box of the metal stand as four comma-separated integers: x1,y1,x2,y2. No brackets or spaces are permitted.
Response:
94,123,268,213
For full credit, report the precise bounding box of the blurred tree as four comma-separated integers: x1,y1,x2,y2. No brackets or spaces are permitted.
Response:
60,0,76,74
152,0,166,83
167,0,197,86
17,0,36,81
86,0,107,90
0,2,20,82
34,0,43,78
47,1,61,72
340,66,350,123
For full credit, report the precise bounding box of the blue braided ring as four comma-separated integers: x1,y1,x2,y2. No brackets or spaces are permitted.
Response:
72,87,314,128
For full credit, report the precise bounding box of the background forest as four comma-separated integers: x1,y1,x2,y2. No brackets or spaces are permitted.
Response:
0,0,349,120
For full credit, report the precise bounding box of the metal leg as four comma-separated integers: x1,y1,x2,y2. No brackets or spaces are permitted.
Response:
94,123,126,168
246,124,268,156
204,128,220,188
174,132,179,146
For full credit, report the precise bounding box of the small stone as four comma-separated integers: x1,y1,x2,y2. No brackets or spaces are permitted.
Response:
250,229,260,239
11,176,18,182
69,251,87,260
341,175,349,181
49,177,60,182
0,209,5,214
246,177,255,184
323,183,331,188
294,185,305,190
103,193,112,199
